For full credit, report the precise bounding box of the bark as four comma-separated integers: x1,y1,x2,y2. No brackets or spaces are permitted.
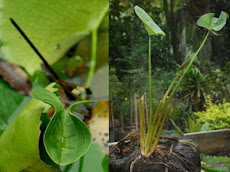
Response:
162,0,169,26
170,0,181,64
180,9,186,59
110,102,115,129
120,101,124,132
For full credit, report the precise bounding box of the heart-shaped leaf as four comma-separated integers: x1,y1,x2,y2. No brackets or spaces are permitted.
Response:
134,5,165,36
32,87,95,165
197,11,229,31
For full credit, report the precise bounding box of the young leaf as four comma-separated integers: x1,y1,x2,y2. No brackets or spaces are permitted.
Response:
197,13,215,30
197,11,229,31
32,87,93,165
134,5,165,36
212,11,229,31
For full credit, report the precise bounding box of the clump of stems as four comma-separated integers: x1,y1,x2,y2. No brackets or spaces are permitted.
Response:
135,5,228,158
139,31,210,157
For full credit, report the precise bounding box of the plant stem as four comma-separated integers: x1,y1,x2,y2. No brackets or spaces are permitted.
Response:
85,29,98,88
138,96,146,154
148,36,153,124
148,104,171,156
143,35,154,156
78,155,85,172
144,70,182,155
167,31,210,103
144,31,210,157
144,100,162,155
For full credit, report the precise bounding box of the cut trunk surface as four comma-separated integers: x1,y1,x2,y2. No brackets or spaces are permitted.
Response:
109,133,200,172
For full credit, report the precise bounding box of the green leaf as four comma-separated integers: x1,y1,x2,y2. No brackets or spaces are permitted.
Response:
197,13,215,30
32,87,94,165
169,118,184,135
212,11,229,31
197,11,229,31
60,144,106,172
101,155,109,172
134,5,165,36
0,0,108,74
0,79,27,135
0,83,59,172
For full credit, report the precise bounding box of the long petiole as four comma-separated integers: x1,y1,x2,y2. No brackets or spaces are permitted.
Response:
85,28,98,88
148,36,153,124
144,70,182,155
167,31,210,103
148,104,172,156
144,100,162,155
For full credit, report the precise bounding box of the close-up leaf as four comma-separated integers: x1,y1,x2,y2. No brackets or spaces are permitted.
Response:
32,87,94,165
0,0,108,74
197,13,215,30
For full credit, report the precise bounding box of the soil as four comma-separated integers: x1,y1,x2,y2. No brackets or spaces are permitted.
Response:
109,132,201,172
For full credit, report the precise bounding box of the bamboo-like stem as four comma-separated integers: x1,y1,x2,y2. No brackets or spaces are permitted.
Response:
147,104,172,156
85,29,98,88
144,100,162,154
144,36,154,155
148,36,153,124
144,70,181,154
144,93,149,126
138,96,146,154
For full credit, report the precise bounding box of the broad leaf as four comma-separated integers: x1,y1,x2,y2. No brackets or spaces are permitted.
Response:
212,11,229,31
0,0,108,74
134,5,165,36
197,13,215,30
197,11,229,31
0,83,59,172
32,87,94,165
0,79,27,135
60,144,106,172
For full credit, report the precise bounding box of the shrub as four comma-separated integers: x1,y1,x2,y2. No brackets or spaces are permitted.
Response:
195,101,230,130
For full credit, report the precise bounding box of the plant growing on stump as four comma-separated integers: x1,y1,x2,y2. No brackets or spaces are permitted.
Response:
134,5,228,158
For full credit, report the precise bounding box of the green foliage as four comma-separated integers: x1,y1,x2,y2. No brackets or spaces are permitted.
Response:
32,87,95,165
59,144,106,172
195,101,230,130
0,79,28,135
134,5,165,36
0,0,108,74
179,60,230,111
197,11,229,31
0,83,59,172
201,155,230,172
101,155,109,172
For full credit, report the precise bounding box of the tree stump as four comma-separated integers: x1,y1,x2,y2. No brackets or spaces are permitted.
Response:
109,133,201,172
